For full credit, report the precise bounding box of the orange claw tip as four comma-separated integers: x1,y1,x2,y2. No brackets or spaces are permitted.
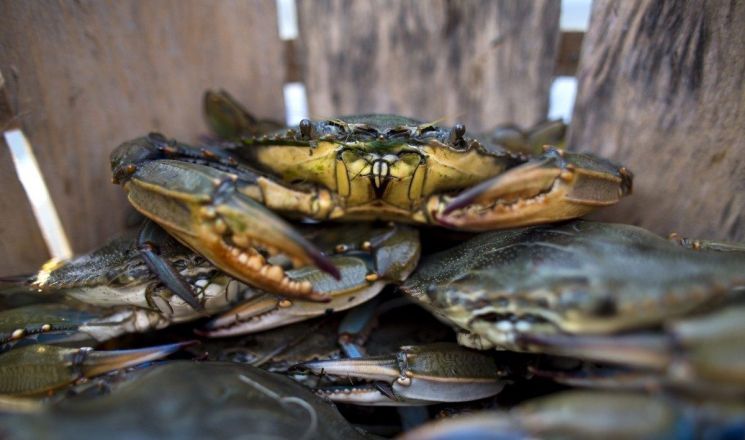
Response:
305,290,333,303
433,215,458,229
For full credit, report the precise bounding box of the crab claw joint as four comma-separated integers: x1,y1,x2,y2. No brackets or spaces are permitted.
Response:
436,149,632,231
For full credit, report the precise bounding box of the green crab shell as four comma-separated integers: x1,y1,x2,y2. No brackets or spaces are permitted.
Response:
402,220,745,342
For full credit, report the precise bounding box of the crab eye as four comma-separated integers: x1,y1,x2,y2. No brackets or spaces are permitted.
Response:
449,123,467,148
299,119,313,139
453,123,466,138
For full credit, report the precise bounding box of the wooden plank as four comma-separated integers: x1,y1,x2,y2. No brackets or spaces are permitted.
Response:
0,0,286,254
569,0,745,241
0,71,49,276
0,137,49,277
554,31,584,76
297,0,561,131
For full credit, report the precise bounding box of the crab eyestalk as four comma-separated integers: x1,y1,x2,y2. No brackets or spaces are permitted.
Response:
295,343,505,406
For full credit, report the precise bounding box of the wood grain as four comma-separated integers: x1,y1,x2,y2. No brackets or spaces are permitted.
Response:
0,136,49,276
297,0,561,131
0,0,286,256
1,70,49,276
570,0,745,241
554,31,584,76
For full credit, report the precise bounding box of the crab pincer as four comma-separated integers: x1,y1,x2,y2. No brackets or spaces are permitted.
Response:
111,137,339,302
201,223,420,337
295,343,505,406
0,341,193,395
435,147,633,230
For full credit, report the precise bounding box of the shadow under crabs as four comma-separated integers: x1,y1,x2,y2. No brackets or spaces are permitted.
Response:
109,90,632,305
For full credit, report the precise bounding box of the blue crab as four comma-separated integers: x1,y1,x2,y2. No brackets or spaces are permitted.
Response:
0,362,370,439
109,91,632,305
401,220,745,396
400,390,745,439
10,222,419,345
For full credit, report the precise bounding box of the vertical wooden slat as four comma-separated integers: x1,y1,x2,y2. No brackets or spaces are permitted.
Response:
570,0,745,241
0,0,286,255
554,31,584,76
0,138,49,276
1,70,49,276
297,0,561,131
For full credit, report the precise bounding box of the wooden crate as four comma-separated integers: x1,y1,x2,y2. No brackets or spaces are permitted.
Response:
1,0,743,277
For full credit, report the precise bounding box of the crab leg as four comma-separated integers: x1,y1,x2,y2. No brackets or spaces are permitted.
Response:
668,233,745,252
137,220,203,311
203,89,283,139
432,147,633,230
520,304,745,394
0,342,192,395
337,297,381,358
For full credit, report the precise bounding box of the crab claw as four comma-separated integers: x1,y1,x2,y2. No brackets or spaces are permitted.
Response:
118,158,339,301
0,341,193,395
80,341,195,377
201,223,420,337
295,343,505,406
435,148,633,230
201,256,385,337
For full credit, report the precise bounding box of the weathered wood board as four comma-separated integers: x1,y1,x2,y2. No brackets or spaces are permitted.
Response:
0,0,286,260
0,70,50,275
570,0,745,241
297,0,561,131
0,136,49,276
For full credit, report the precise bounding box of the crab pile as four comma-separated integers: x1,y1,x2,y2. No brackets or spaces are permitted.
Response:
0,91,743,439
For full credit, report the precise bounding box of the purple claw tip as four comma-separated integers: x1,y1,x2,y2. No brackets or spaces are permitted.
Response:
442,192,474,215
314,254,341,280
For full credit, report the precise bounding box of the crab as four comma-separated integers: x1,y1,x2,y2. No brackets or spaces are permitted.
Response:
21,90,745,437
108,90,632,307
400,390,745,439
400,220,745,397
8,221,419,349
0,362,369,440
